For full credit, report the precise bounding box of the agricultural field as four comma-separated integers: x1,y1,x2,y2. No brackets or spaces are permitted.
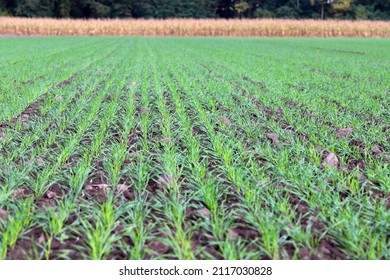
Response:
0,37,389,260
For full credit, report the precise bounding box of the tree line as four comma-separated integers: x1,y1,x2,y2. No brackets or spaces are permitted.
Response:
0,0,389,20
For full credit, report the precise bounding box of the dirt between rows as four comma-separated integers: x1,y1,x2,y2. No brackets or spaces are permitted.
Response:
311,47,366,55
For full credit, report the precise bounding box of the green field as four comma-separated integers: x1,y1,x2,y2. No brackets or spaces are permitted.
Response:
0,37,389,260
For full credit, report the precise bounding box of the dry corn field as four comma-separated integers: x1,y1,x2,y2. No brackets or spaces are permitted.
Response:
0,17,390,37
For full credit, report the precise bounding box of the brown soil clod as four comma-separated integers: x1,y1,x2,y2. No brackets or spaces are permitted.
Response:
138,106,149,115
0,209,7,222
348,159,365,170
192,230,221,259
55,95,63,102
116,184,128,194
116,184,135,201
36,197,55,208
216,103,230,112
228,229,239,241
367,187,390,209
35,156,45,166
85,183,108,190
50,239,62,250
123,189,135,201
315,239,347,260
156,173,174,189
349,139,366,152
65,214,77,225
299,248,311,260
38,233,45,244
229,226,260,240
266,132,280,147
357,172,367,182
371,145,382,157
299,238,347,260
148,240,171,255
323,152,339,168
84,182,108,202
12,187,32,199
48,184,62,197
287,100,298,107
194,208,211,220
263,107,273,117
335,127,353,138
217,116,232,126
57,79,71,88
45,190,57,199
191,230,210,249
276,107,284,116
288,192,309,214
146,179,159,197
161,137,171,143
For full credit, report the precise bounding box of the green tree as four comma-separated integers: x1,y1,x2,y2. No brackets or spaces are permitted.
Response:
331,0,353,17
15,0,54,17
53,0,71,18
234,1,250,18
310,0,333,19
111,0,132,18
